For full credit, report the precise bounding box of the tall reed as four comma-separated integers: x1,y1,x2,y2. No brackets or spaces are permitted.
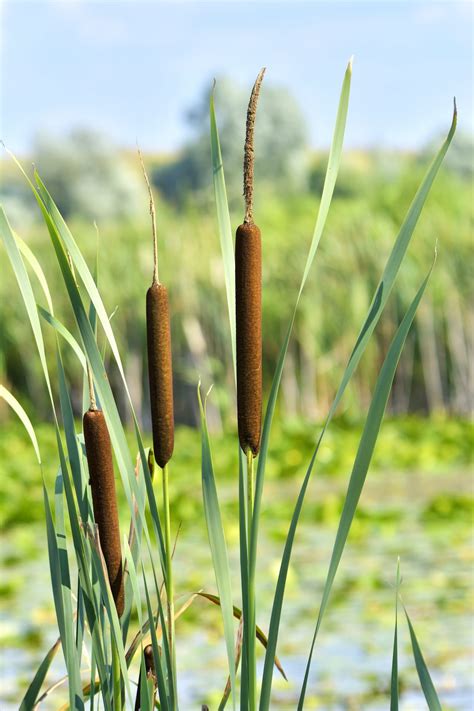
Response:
235,67,265,711
236,68,265,459
140,150,176,698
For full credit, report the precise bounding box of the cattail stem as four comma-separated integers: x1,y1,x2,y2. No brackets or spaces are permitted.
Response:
112,637,122,709
86,362,97,411
138,147,159,285
162,463,176,697
246,448,254,551
243,68,265,225
246,448,257,710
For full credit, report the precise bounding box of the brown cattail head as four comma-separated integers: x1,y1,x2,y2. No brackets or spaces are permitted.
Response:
83,408,124,617
143,645,156,678
146,282,174,468
236,221,262,456
134,645,157,710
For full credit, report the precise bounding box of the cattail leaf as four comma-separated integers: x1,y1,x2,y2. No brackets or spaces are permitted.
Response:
142,571,171,711
390,561,401,711
38,305,87,372
123,535,144,630
257,59,352,709
33,171,154,513
0,207,54,404
57,347,89,521
0,385,41,464
86,525,134,708
210,86,236,373
0,206,103,707
259,100,455,709
297,266,433,707
404,606,442,710
14,230,54,313
19,638,61,710
3,161,162,577
144,540,175,705
198,385,236,708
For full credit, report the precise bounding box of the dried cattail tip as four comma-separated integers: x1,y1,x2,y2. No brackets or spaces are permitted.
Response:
146,282,174,468
236,221,262,456
83,408,124,617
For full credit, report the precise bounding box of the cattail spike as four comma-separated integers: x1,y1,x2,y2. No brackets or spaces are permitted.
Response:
83,408,124,617
244,67,266,224
146,283,174,468
236,222,262,455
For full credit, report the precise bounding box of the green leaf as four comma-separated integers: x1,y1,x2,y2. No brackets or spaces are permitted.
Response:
210,86,236,373
198,385,236,708
298,267,433,708
0,385,41,465
259,100,456,710
258,58,352,709
143,571,170,711
15,230,54,313
19,637,61,710
405,606,442,711
38,305,87,372
390,560,401,711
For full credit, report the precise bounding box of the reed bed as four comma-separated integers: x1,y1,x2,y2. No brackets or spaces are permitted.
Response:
0,60,457,710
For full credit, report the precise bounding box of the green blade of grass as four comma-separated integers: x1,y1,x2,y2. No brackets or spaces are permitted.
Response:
198,385,236,708
404,606,442,711
3,163,163,578
210,85,236,373
257,59,352,709
252,55,352,591
297,265,433,708
33,171,154,507
19,637,61,710
0,388,65,710
0,207,55,405
38,305,87,372
390,561,401,711
0,385,42,464
0,210,85,708
14,231,54,313
142,571,171,711
259,101,455,710
86,527,134,709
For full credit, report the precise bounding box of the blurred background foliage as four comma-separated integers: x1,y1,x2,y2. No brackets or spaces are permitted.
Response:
1,77,473,431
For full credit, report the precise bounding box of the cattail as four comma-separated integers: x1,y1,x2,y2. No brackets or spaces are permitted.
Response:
83,408,124,617
134,645,157,710
146,282,174,468
236,68,265,456
236,222,262,455
139,148,175,469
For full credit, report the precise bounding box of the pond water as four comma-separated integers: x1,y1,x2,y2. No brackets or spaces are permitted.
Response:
1,467,472,709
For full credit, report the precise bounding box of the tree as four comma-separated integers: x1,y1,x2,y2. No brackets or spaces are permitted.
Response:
33,128,144,220
153,77,310,204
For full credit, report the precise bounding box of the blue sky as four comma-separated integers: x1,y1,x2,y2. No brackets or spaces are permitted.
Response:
1,0,472,154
